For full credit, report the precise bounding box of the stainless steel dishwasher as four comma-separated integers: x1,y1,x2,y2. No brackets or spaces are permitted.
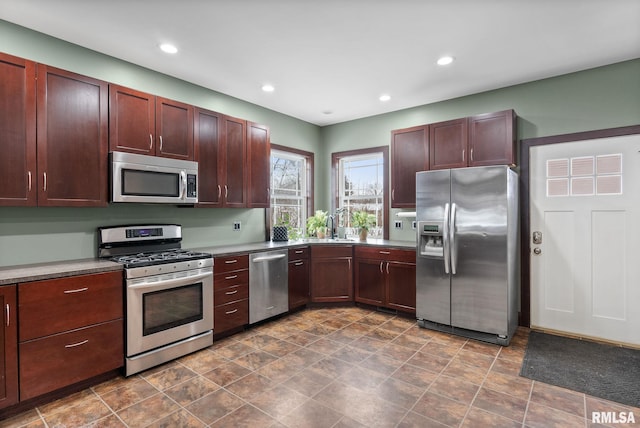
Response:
249,249,289,324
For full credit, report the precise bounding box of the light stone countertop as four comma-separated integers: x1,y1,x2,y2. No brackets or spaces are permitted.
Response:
0,258,123,286
0,239,415,285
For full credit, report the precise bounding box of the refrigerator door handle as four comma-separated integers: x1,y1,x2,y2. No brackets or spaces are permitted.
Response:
443,202,450,274
450,203,457,275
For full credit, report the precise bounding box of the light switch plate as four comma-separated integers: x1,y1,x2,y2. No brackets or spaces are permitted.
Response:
394,220,403,229
233,221,241,231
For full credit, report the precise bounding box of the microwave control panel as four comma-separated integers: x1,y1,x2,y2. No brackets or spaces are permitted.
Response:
187,174,197,198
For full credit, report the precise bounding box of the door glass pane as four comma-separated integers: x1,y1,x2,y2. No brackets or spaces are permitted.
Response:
143,283,203,335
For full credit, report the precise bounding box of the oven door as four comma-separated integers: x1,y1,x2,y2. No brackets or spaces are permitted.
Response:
126,268,213,356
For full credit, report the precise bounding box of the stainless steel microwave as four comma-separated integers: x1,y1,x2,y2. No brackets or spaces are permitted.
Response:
110,151,198,204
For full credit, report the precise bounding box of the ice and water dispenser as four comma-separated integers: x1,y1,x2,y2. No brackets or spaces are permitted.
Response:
418,221,444,258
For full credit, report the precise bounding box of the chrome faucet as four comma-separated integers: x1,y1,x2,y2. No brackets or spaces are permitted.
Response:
326,215,335,239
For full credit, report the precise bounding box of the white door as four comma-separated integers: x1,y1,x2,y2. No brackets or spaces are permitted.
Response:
530,134,640,345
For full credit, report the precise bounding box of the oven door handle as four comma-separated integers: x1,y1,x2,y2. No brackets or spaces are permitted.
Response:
127,271,212,291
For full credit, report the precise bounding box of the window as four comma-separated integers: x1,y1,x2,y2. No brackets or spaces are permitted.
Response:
332,147,389,239
270,145,314,239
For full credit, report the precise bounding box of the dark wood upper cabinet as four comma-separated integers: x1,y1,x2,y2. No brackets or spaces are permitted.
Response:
429,118,469,170
246,121,271,208
0,53,36,206
108,85,154,156
109,84,194,160
222,115,247,208
195,107,223,207
468,109,516,166
36,65,108,207
156,97,194,160
0,285,18,410
391,125,429,208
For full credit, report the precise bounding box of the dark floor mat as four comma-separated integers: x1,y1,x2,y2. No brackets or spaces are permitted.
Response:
520,330,640,407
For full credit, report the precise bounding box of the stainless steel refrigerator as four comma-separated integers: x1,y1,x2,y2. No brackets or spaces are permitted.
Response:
416,165,519,345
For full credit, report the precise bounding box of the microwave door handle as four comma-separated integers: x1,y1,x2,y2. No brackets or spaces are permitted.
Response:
180,171,187,200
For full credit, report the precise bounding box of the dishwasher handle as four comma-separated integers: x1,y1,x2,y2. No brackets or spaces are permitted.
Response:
252,254,286,263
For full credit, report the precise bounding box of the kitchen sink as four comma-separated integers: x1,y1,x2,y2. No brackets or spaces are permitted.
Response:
296,237,356,243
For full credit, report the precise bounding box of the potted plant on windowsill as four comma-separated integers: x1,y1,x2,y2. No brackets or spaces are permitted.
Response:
352,211,376,241
306,210,328,239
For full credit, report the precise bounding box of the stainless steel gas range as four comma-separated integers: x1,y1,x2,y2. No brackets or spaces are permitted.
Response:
98,224,213,376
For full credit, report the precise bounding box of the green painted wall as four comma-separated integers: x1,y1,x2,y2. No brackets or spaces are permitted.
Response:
1,19,638,265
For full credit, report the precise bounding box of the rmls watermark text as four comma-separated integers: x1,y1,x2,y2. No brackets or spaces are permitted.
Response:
592,411,636,424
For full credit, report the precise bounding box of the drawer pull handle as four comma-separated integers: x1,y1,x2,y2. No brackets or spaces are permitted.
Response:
64,287,88,294
65,339,89,348
225,290,238,295
225,274,238,280
295,250,304,254
295,261,304,266
379,251,391,255
224,259,238,264
225,309,238,315
5,304,9,327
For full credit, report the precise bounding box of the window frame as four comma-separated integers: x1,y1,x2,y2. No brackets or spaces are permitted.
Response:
331,146,389,240
266,144,314,241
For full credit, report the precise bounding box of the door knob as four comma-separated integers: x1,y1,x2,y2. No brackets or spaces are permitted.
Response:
533,247,542,255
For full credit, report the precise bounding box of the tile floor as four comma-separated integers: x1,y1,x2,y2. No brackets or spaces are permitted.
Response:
2,306,639,427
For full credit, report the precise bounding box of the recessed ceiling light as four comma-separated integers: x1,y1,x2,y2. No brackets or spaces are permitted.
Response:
262,84,275,92
437,56,454,66
159,43,178,54
379,94,391,102
322,110,333,115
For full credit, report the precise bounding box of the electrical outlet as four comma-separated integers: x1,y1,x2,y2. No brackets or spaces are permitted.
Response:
394,220,403,229
412,221,417,229
233,221,241,231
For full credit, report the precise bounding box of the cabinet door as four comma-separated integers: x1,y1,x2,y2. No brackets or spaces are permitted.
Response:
386,261,416,313
310,257,353,302
19,271,123,342
354,258,385,306
109,84,155,155
156,97,194,160
391,126,428,208
19,319,123,400
0,53,36,206
468,109,516,166
288,259,309,309
222,116,247,207
37,65,108,206
429,118,468,170
0,286,18,410
246,121,271,208
195,108,223,207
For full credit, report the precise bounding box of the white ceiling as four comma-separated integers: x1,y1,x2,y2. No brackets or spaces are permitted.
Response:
2,0,639,126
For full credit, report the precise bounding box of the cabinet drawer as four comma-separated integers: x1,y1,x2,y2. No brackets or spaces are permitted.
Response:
214,269,248,290
354,246,416,263
214,299,248,333
311,245,352,258
215,254,249,274
19,271,123,341
288,246,309,260
19,319,123,400
214,284,249,306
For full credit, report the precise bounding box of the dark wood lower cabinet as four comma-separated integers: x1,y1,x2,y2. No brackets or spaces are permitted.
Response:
288,247,310,310
310,246,353,303
354,247,416,313
0,286,18,410
214,254,249,336
19,319,123,400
